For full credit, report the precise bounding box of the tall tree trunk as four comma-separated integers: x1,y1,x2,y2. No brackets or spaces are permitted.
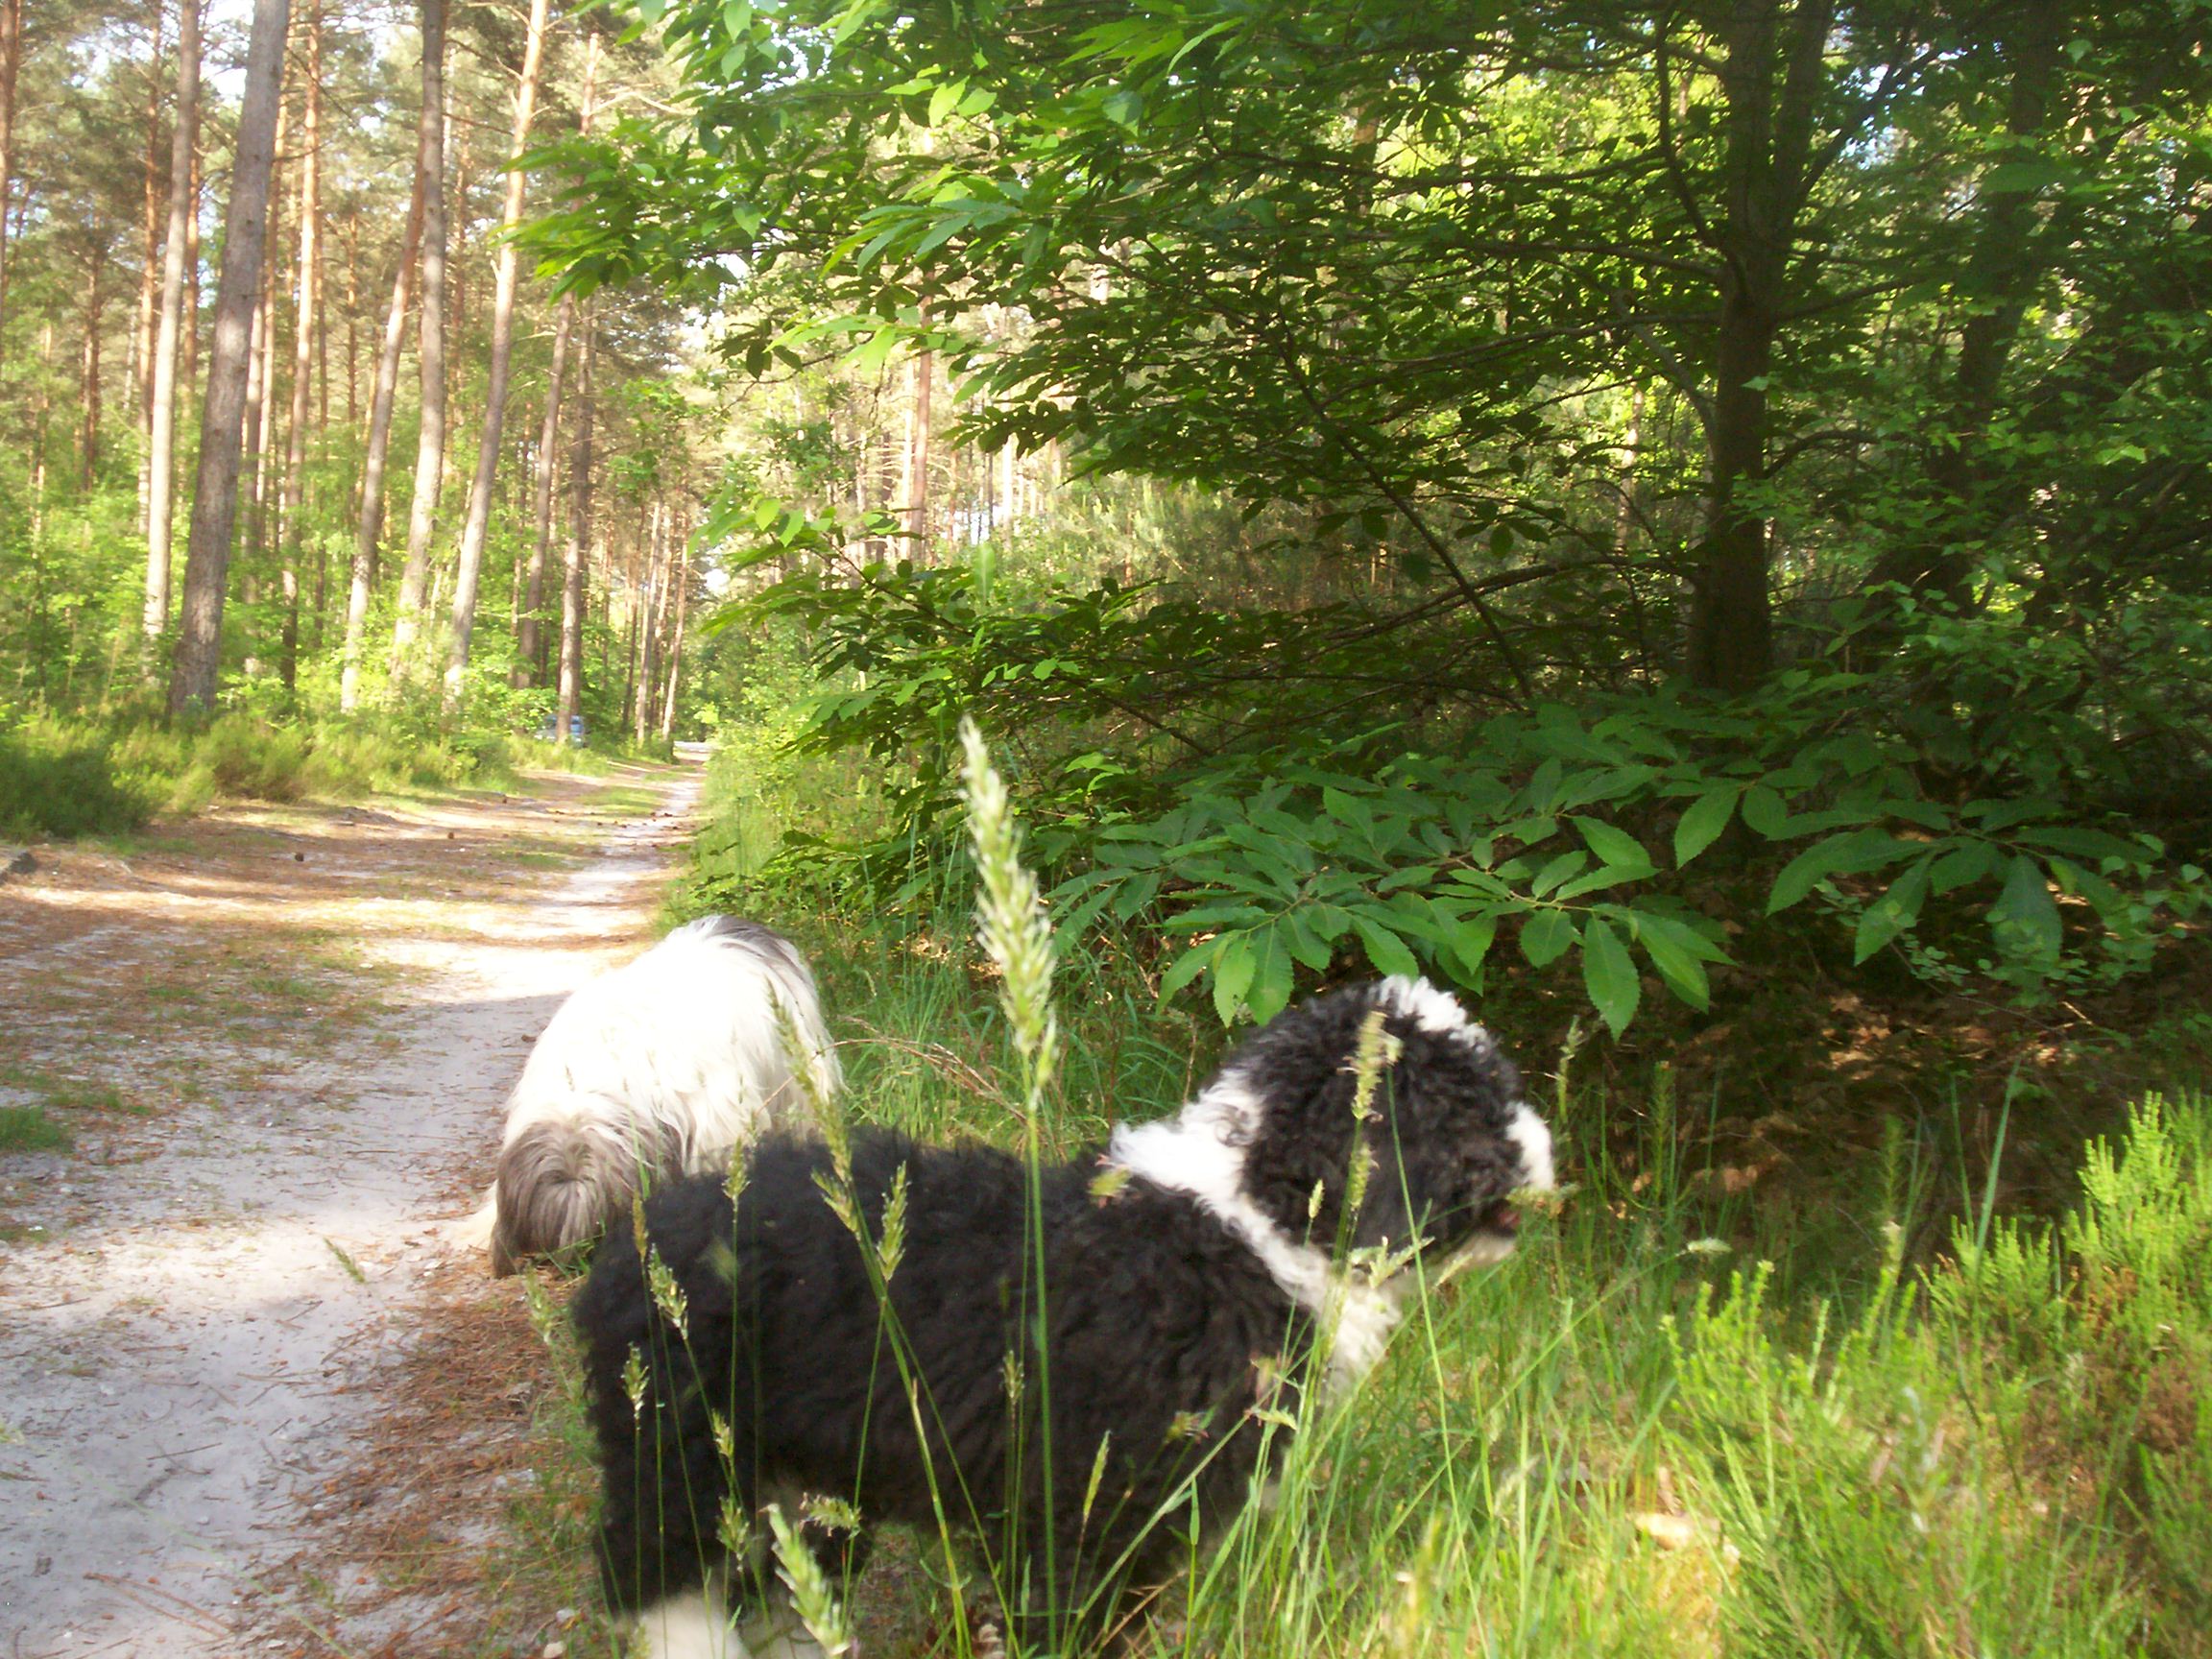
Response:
168,0,292,717
519,30,596,689
556,300,594,739
631,497,661,743
244,84,287,593
1683,0,1832,694
146,0,202,645
248,177,282,583
183,121,200,388
276,0,320,691
134,2,167,540
342,204,358,428
517,291,572,685
0,0,22,370
338,169,423,710
621,516,642,739
390,0,447,681
442,0,551,708
1867,10,2066,612
78,254,106,490
658,528,690,742
899,335,935,560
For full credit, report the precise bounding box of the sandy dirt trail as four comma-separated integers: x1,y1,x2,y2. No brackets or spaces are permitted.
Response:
0,761,702,1657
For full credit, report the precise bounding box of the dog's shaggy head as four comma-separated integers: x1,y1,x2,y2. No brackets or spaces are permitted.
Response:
1110,975,1552,1382
484,913,840,1276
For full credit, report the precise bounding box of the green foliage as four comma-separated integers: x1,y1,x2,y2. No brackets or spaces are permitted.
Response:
0,711,524,839
0,715,156,837
0,1105,74,1155
701,549,2203,1031
1669,1091,2212,1658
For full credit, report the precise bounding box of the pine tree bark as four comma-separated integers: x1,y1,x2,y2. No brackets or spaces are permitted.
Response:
183,125,200,387
338,169,423,710
0,0,22,371
276,0,320,690
442,0,551,708
168,0,292,717
389,0,447,680
79,254,106,489
899,335,935,560
657,529,690,742
134,3,167,540
244,84,287,589
631,497,662,743
341,205,359,427
520,29,596,689
145,0,201,644
556,299,594,739
517,291,571,685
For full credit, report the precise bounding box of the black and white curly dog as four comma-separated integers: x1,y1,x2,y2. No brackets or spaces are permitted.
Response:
575,975,1554,1658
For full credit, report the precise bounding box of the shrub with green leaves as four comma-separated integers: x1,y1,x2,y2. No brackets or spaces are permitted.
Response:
691,546,2205,1036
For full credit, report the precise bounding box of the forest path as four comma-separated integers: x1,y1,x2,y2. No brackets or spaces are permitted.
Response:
0,756,705,1657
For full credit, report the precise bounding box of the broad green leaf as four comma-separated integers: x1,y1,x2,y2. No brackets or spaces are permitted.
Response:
927,80,968,127
1530,849,1590,897
1929,842,2000,894
1554,863,1652,901
1673,786,1741,867
1350,913,1422,979
1246,927,1296,1024
1520,909,1577,969
1853,854,1934,964
1157,941,1214,1001
1574,815,1653,873
1212,936,1257,1023
2013,826,2154,865
1630,912,1715,1009
1581,918,1641,1036
1283,909,1334,972
1767,829,1918,914
1741,784,1791,839
1989,854,2063,963
1438,911,1500,984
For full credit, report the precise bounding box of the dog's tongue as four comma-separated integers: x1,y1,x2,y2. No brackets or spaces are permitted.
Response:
1481,1198,1521,1235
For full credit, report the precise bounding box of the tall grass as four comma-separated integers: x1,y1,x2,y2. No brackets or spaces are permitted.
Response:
639,723,2212,1659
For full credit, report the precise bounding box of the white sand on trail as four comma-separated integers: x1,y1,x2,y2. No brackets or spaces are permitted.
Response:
0,764,704,1657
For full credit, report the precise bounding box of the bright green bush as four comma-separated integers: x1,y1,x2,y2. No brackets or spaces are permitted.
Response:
0,716,157,836
0,710,537,838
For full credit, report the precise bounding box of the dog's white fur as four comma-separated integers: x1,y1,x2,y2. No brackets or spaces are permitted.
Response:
455,916,839,1266
630,1584,828,1659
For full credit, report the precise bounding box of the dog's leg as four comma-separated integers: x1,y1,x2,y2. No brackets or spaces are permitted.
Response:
632,1583,752,1659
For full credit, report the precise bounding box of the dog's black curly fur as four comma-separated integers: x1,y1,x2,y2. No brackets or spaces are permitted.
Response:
573,979,1541,1650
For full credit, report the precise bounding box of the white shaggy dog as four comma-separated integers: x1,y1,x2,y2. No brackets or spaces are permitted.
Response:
461,915,840,1275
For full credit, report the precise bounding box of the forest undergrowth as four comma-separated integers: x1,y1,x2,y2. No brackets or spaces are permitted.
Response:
471,735,2212,1659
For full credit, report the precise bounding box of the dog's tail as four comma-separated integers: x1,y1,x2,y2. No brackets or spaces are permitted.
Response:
489,1116,666,1276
